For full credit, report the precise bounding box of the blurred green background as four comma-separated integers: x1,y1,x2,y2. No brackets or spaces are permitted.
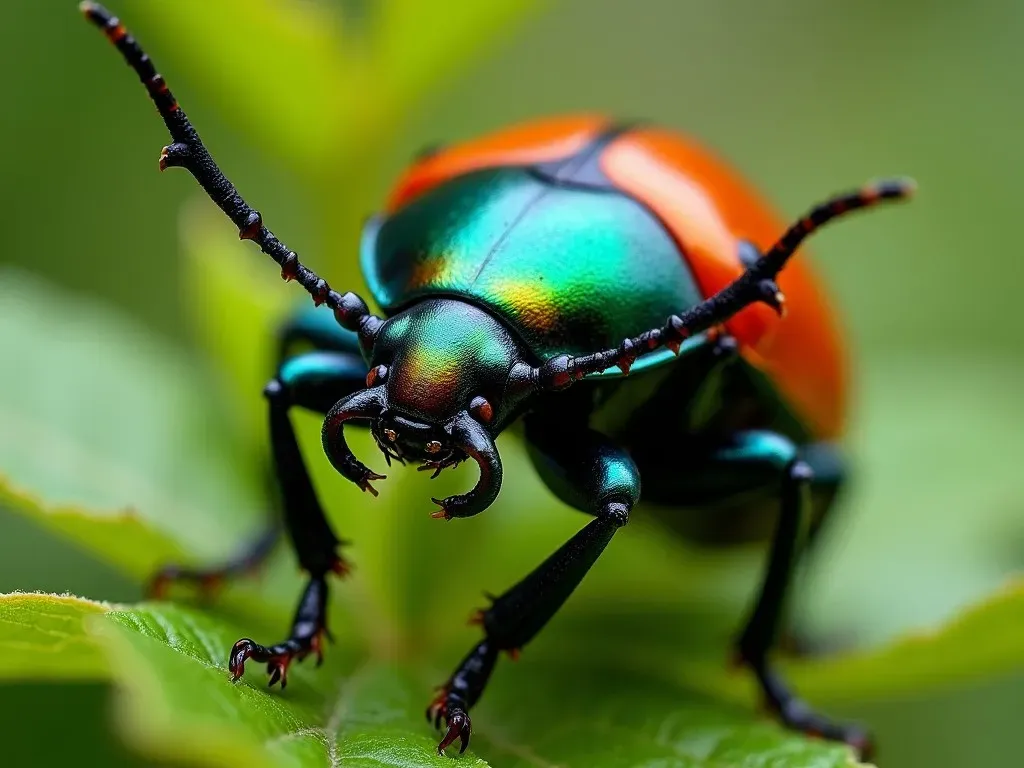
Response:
1,0,1022,766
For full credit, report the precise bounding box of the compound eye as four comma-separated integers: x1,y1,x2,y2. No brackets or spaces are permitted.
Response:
426,440,442,454
469,395,494,425
383,428,397,442
366,364,388,387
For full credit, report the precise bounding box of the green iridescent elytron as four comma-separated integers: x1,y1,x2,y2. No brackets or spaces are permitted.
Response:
363,167,700,373
80,2,914,760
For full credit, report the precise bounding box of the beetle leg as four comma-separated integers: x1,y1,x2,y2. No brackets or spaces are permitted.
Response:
148,525,280,600
642,431,869,757
230,575,329,688
149,321,366,599
216,351,368,685
428,421,638,755
732,443,871,756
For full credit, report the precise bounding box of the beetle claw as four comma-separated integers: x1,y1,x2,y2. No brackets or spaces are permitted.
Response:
359,470,386,496
426,688,472,755
437,708,472,755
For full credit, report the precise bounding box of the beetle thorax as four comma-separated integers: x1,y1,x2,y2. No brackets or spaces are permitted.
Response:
371,298,526,431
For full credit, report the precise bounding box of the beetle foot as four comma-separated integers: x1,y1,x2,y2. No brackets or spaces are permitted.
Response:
357,469,386,497
426,688,472,755
745,657,873,759
229,627,327,689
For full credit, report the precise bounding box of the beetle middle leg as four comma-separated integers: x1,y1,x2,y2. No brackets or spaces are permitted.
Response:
227,349,369,688
427,416,639,754
645,432,868,754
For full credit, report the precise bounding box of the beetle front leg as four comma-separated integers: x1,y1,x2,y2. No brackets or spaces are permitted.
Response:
428,418,638,755
226,351,369,688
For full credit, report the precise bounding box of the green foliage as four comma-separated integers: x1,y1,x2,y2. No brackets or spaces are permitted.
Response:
124,0,540,178
0,594,110,681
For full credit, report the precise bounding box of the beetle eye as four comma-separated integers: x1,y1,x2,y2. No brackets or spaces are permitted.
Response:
366,364,388,387
426,440,442,454
384,428,397,442
469,396,494,424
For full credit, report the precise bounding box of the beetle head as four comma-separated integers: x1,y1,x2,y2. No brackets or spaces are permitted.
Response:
322,298,535,518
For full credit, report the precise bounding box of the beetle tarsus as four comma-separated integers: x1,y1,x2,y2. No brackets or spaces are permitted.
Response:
229,627,328,689
144,525,281,600
426,690,472,755
745,658,874,759
437,708,471,755
229,575,331,687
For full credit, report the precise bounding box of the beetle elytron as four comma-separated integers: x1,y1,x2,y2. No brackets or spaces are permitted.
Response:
82,2,913,758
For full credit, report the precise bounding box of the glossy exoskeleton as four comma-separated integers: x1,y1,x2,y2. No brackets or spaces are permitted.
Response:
82,3,913,758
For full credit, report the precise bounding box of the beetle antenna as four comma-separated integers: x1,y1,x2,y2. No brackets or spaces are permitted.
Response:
79,2,383,345
758,179,916,275
532,177,916,391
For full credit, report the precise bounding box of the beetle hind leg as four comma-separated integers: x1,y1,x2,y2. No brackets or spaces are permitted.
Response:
148,525,281,600
643,433,867,756
734,454,871,757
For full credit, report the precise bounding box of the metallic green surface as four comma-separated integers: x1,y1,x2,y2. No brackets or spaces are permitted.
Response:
717,430,798,469
525,422,641,514
281,303,364,356
278,350,366,389
362,168,702,375
371,298,525,425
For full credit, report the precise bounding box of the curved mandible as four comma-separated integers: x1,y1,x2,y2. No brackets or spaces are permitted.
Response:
322,387,387,495
431,411,503,520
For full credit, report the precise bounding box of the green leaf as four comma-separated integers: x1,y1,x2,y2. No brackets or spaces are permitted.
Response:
0,593,110,681
123,0,358,175
373,0,542,108
123,0,543,178
5,582,1024,767
0,269,263,563
0,476,184,582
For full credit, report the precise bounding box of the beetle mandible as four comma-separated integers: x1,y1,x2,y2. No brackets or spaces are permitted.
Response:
81,3,914,758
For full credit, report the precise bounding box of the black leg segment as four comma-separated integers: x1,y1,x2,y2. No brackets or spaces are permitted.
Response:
230,575,329,687
227,350,368,688
149,524,281,599
655,431,868,756
427,419,638,754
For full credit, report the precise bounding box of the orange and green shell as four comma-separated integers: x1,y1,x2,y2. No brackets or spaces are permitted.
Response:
361,116,847,440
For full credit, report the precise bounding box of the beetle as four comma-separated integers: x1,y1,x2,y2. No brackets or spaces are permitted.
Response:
81,2,913,759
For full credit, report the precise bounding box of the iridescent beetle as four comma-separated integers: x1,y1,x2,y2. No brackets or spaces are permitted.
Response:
81,3,913,758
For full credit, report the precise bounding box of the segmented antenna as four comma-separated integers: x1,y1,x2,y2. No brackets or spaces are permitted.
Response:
80,2,382,344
